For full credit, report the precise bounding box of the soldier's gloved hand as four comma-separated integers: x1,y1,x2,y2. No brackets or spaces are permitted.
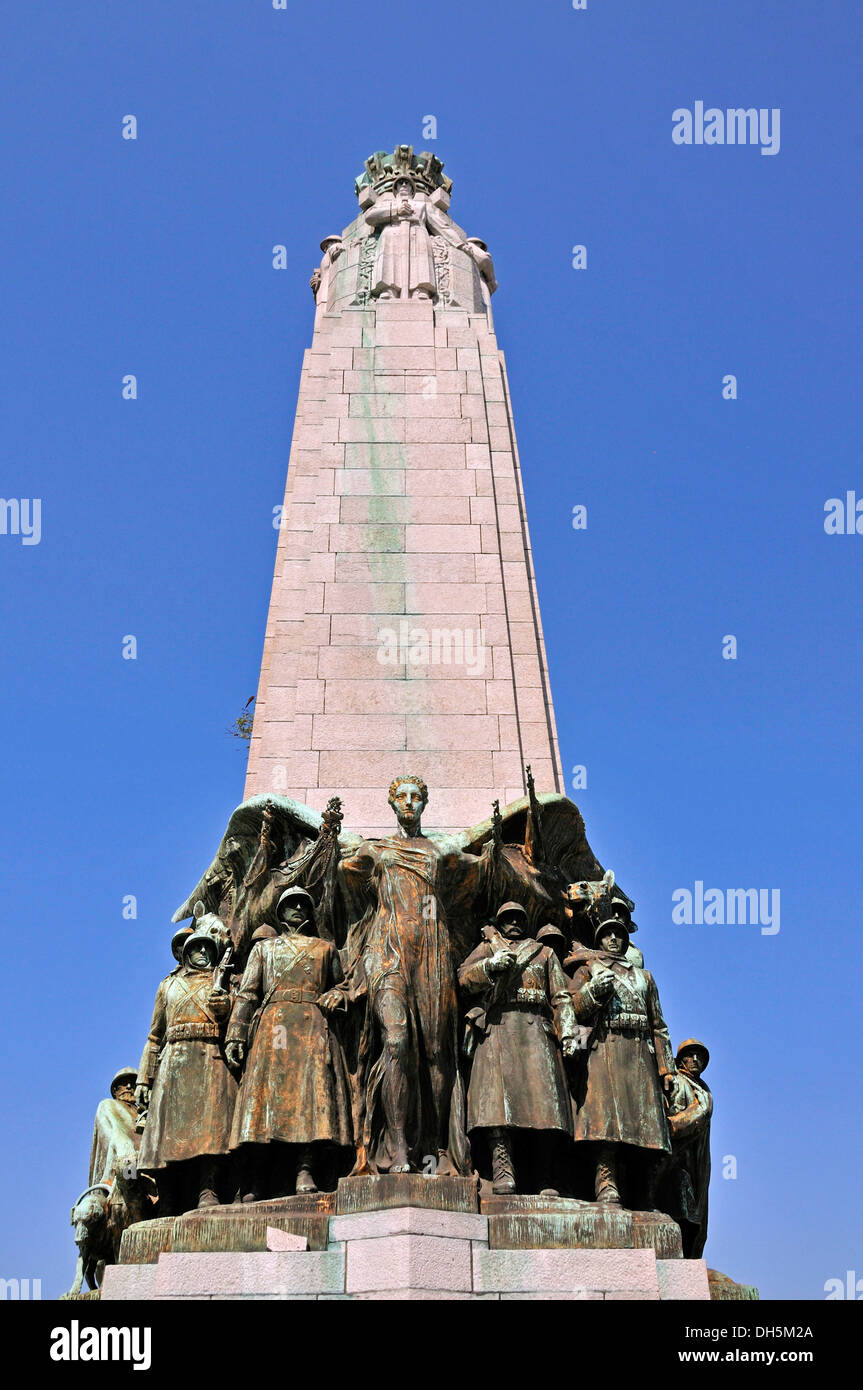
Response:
487,948,516,974
592,967,616,998
317,989,343,1013
662,1071,677,1096
562,1037,579,1058
207,987,230,1018
135,1084,150,1110
225,1041,245,1070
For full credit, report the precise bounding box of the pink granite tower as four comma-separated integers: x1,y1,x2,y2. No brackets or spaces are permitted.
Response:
245,147,563,834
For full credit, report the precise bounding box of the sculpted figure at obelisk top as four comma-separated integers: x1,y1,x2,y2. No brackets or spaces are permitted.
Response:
313,147,498,315
246,145,563,835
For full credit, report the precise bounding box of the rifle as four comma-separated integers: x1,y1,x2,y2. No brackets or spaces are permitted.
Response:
462,932,543,1057
523,763,547,867
214,943,236,995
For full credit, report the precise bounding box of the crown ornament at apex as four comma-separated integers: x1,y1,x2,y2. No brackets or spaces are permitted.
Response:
355,145,453,199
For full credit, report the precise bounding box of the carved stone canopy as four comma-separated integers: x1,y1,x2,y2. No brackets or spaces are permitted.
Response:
355,145,452,200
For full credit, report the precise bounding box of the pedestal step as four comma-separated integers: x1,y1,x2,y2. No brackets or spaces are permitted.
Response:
119,1194,335,1263
335,1174,480,1214
481,1196,682,1259
105,1203,710,1301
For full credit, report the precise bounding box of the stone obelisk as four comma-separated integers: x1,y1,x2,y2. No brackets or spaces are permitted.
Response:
245,147,563,833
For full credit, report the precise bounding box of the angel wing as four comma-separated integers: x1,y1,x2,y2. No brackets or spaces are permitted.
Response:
458,793,604,882
171,795,324,924
425,792,609,956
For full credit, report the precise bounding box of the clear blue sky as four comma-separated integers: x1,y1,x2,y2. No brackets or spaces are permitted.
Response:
1,1,859,1300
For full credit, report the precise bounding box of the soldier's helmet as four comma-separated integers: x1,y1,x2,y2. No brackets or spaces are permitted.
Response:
251,924,278,943
171,925,194,963
537,924,566,958
190,902,230,960
676,1038,710,1067
276,886,317,933
109,1067,137,1096
495,901,528,923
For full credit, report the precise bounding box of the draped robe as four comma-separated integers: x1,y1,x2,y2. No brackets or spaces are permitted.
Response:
338,832,495,1173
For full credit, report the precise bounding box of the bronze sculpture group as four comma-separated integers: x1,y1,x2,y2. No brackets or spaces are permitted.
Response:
71,773,712,1290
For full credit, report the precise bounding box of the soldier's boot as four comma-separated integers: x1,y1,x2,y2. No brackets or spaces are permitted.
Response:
489,1128,517,1195
155,1171,180,1218
594,1145,621,1206
295,1149,318,1195
642,1153,666,1212
433,1147,454,1177
197,1159,220,1209
241,1153,264,1205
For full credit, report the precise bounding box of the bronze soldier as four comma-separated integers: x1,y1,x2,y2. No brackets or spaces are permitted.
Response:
88,1067,140,1187
133,924,202,1139
135,930,237,1213
225,887,353,1201
536,923,568,964
568,890,675,1209
666,1038,713,1256
459,903,577,1195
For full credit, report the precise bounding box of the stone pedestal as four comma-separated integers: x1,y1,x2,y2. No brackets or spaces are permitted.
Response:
708,1268,760,1300
335,1173,479,1214
481,1195,683,1258
118,1193,335,1264
104,1201,710,1301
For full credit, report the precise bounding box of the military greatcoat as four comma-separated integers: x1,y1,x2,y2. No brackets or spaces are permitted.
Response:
569,955,674,1152
136,968,237,1170
88,1097,140,1188
667,1070,713,1256
458,933,576,1134
227,932,353,1150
